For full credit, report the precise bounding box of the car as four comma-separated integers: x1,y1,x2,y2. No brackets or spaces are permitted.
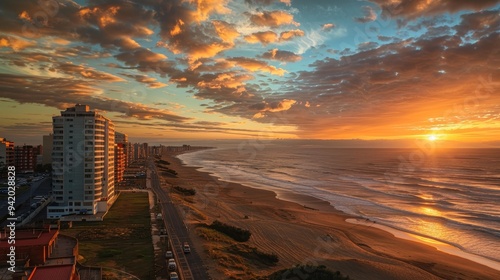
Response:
165,250,173,258
169,272,179,280
183,242,190,253
167,259,176,271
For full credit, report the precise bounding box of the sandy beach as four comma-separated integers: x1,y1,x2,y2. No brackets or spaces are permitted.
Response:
158,150,500,280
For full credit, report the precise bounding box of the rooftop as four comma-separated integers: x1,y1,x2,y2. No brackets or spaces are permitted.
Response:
0,229,57,248
28,264,74,280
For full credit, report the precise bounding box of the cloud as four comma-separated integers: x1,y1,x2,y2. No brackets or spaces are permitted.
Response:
227,57,287,76
0,35,36,51
322,23,335,31
244,31,279,45
278,31,499,138
357,41,379,51
279,29,305,41
185,0,231,22
260,49,302,62
245,0,291,6
197,72,253,90
212,20,240,44
54,62,124,82
369,0,499,20
455,10,500,40
251,99,297,118
354,6,377,23
120,73,168,88
0,73,189,123
248,10,299,27
115,48,167,66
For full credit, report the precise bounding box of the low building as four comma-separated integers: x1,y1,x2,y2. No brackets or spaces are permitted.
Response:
28,264,79,280
0,228,58,266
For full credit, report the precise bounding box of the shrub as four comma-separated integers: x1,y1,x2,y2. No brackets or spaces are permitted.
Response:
227,244,279,266
208,220,251,242
174,186,196,196
268,265,349,280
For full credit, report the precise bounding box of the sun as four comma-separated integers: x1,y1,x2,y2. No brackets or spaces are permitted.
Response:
428,135,437,141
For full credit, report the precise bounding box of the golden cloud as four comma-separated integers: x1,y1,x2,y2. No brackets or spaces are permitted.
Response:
0,36,36,51
244,31,279,45
187,0,232,22
228,57,286,76
212,20,240,44
279,29,305,41
249,10,299,27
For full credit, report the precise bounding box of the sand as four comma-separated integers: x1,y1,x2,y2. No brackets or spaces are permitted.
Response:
157,150,500,280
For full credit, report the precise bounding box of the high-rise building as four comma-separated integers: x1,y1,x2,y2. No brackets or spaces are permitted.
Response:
115,132,129,167
0,138,15,167
114,143,125,184
42,134,53,165
47,104,115,219
14,145,41,173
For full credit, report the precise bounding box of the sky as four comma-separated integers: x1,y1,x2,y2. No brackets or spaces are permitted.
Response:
0,0,499,145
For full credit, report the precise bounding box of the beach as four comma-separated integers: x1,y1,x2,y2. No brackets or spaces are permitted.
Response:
158,149,500,279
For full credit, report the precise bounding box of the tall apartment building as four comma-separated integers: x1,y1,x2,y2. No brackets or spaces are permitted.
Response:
0,138,14,167
47,104,115,219
42,134,53,165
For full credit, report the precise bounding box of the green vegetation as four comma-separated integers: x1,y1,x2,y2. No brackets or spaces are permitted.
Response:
157,159,170,165
165,169,178,176
208,220,251,242
173,185,196,196
63,192,153,280
227,244,279,266
268,265,349,280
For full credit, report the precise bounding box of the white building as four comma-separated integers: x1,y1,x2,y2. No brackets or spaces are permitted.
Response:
47,104,115,219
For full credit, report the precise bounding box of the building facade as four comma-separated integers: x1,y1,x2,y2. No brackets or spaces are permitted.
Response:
115,132,129,167
14,145,41,173
42,133,53,165
0,137,14,167
114,143,125,184
47,104,115,219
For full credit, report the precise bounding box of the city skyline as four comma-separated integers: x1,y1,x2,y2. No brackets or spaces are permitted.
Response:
0,0,499,145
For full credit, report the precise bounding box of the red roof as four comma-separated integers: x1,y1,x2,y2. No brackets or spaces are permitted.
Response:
29,264,74,280
0,230,57,248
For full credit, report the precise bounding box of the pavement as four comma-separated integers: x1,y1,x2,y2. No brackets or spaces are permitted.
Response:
148,159,210,280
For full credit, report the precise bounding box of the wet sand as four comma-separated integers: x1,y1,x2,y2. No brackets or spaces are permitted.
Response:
158,150,500,279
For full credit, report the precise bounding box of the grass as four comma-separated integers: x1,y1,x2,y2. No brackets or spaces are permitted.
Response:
63,192,153,280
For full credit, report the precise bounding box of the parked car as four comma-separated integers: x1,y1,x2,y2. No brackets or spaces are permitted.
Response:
165,250,173,258
169,272,179,280
183,242,190,253
167,259,176,271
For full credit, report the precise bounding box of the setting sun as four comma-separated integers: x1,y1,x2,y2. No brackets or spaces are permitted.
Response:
428,135,438,141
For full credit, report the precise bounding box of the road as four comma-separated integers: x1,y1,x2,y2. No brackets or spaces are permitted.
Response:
1,177,52,227
148,159,210,280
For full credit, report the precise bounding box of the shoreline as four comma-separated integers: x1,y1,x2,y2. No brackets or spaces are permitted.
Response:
163,149,500,279
176,149,500,271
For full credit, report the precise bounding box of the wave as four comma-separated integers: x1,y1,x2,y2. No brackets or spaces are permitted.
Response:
176,146,500,261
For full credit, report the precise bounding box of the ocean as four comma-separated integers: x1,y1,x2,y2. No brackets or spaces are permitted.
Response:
177,140,500,265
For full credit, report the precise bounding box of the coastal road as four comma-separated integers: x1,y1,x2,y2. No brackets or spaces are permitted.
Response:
1,177,52,227
148,158,210,280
